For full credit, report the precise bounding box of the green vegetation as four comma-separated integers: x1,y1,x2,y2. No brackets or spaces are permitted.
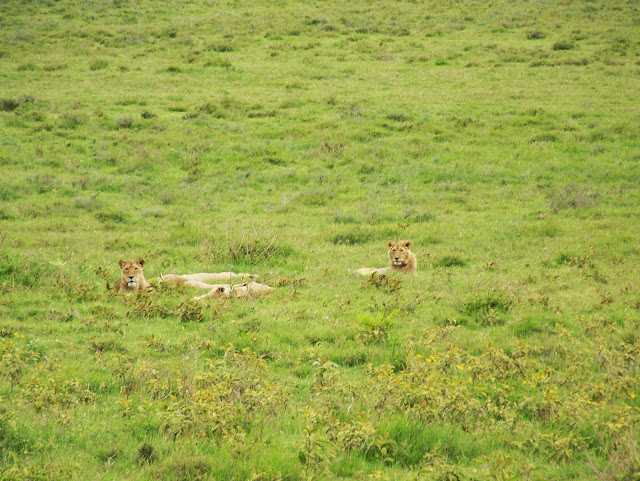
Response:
1,0,639,479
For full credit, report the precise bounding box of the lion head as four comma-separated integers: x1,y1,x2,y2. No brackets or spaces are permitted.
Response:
116,258,148,292
388,240,413,269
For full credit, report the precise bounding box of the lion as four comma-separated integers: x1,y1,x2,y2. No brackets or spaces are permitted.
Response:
113,258,151,293
356,240,417,276
157,272,257,289
193,281,273,300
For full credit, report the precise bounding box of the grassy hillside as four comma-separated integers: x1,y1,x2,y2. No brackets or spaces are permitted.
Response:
1,0,639,479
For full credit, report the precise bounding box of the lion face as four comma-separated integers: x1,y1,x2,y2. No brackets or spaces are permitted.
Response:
388,240,412,267
118,259,146,289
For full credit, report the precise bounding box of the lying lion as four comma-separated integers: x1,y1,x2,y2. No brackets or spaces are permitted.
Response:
356,240,417,276
157,272,257,289
113,258,151,293
158,271,272,300
193,281,273,300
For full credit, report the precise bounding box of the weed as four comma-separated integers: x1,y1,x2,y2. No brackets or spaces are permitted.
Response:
176,300,204,323
548,184,597,211
17,62,38,71
157,346,289,442
331,230,372,245
1,342,40,391
158,456,211,481
2,0,639,478
0,408,32,454
135,442,156,465
221,225,293,263
89,59,109,70
355,311,395,344
460,291,513,325
114,115,135,129
526,31,546,40
0,98,21,112
123,297,169,318
333,214,359,224
386,113,411,122
207,43,234,52
362,273,403,294
553,40,575,51
434,255,466,268
587,429,639,480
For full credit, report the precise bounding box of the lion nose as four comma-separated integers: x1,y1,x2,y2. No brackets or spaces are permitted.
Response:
128,276,135,280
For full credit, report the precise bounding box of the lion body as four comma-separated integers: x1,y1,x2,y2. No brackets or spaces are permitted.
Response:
157,271,269,299
113,259,150,293
158,272,256,287
355,267,389,276
194,281,273,300
356,240,417,276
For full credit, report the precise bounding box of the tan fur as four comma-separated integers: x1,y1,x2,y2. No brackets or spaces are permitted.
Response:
355,267,389,276
387,240,417,275
356,240,417,276
193,281,273,300
157,272,257,286
113,259,151,293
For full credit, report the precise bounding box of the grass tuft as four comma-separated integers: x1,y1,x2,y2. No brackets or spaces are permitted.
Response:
89,59,109,70
434,255,467,268
552,40,575,51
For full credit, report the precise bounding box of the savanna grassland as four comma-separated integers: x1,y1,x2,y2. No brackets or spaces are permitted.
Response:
1,0,640,479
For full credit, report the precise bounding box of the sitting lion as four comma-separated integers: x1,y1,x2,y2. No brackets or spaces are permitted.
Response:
113,258,151,293
193,281,273,300
356,240,417,276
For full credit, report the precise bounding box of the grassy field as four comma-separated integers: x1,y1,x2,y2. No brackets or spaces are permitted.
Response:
1,0,640,479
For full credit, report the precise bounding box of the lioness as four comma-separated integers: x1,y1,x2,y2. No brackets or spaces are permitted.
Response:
113,259,151,293
157,272,257,289
193,281,273,300
356,240,417,276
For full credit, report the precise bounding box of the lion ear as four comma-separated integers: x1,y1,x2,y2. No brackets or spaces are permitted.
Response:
118,259,126,268
402,240,411,249
137,258,145,267
387,241,395,248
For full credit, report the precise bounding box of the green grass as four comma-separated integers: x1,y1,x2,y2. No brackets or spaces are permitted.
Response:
1,0,640,479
